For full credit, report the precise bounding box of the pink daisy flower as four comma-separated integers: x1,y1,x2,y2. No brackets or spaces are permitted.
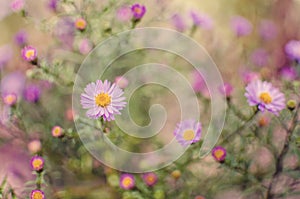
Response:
245,80,285,115
51,125,64,138
2,93,17,106
142,172,158,187
30,190,45,199
212,146,226,162
80,80,126,121
21,46,37,62
120,174,135,190
30,155,45,172
131,4,146,20
174,119,202,146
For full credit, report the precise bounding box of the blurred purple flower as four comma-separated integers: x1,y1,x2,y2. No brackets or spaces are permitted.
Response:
174,119,202,146
230,16,252,37
116,6,132,22
172,14,187,32
245,80,285,115
190,11,213,30
1,72,26,98
48,0,59,11
79,38,93,55
54,17,75,49
219,82,233,97
14,30,27,46
120,174,135,190
10,0,24,12
284,40,300,61
24,84,41,103
0,144,33,197
259,20,278,41
280,66,298,81
250,48,269,67
131,3,146,20
0,45,13,68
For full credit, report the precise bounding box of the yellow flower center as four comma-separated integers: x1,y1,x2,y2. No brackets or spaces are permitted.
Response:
134,7,142,14
95,93,111,107
122,177,133,187
32,159,43,169
53,127,61,136
182,129,195,141
146,175,155,184
259,92,272,104
32,191,43,199
75,19,86,29
25,49,35,58
214,149,224,160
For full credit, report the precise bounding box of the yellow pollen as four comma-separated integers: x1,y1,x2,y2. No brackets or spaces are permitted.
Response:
182,129,195,141
214,150,224,159
25,50,35,58
32,192,43,199
122,177,132,187
95,93,111,107
32,159,43,169
134,7,142,14
259,92,272,104
53,127,61,136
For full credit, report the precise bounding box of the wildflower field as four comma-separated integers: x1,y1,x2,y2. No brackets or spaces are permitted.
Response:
1,0,300,199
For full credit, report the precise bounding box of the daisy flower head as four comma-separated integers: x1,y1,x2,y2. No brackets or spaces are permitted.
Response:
120,174,135,190
30,190,45,199
21,46,37,62
174,119,202,146
75,18,87,30
2,93,17,106
212,146,226,162
131,4,146,20
51,125,64,138
142,172,158,187
245,80,285,115
30,155,45,172
80,80,126,121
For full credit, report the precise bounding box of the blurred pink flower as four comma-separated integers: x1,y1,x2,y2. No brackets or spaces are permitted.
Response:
230,16,253,37
27,140,42,154
190,11,213,30
1,72,26,98
54,17,75,49
47,0,59,12
0,45,13,68
79,38,93,55
250,48,269,67
23,84,41,103
10,0,25,12
115,76,129,89
142,172,158,187
116,6,132,22
212,146,226,162
120,173,135,190
172,14,187,32
218,82,233,97
259,20,278,41
0,144,33,197
192,70,210,98
241,71,260,84
21,46,37,62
